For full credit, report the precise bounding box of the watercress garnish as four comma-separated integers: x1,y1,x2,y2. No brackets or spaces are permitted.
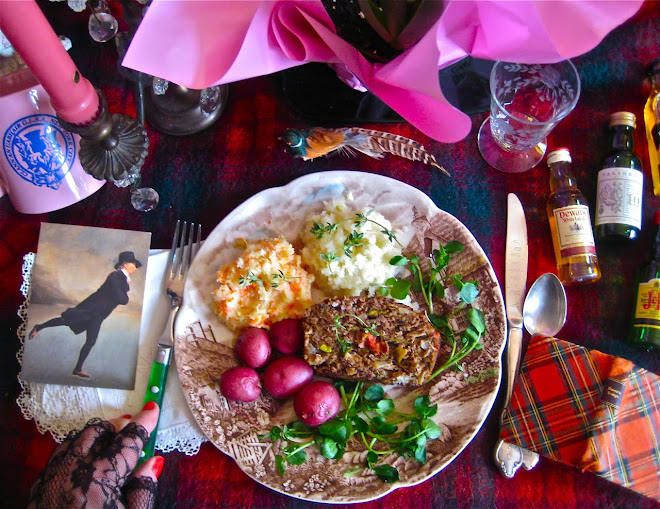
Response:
378,241,486,380
261,382,441,483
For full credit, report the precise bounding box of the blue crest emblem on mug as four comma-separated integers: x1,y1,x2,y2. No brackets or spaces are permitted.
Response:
2,114,77,190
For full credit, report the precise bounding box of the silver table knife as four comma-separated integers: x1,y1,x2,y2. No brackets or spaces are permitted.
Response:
493,193,539,477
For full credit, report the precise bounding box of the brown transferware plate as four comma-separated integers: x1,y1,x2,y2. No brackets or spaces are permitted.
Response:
175,170,506,503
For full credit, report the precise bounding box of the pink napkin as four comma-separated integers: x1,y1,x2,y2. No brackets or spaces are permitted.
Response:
122,0,642,143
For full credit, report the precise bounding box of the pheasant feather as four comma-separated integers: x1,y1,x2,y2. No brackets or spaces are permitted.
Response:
280,127,449,175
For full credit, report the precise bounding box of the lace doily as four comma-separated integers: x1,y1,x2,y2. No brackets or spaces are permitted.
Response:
17,250,207,455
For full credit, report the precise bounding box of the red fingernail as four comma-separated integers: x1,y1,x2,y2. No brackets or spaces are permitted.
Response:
121,414,132,419
142,401,157,411
152,456,165,479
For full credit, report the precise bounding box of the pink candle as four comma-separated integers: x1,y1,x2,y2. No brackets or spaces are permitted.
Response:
0,0,99,125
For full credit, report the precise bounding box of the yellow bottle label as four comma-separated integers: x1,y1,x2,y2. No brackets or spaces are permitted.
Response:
644,88,660,196
633,278,660,329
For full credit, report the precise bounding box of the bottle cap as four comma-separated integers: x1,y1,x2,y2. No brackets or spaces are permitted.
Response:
654,210,660,226
609,111,636,128
547,148,571,165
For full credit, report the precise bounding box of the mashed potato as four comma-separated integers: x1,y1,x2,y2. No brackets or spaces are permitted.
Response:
300,200,402,295
213,237,314,331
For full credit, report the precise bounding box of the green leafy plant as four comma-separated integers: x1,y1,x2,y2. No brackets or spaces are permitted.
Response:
378,241,486,378
259,381,442,482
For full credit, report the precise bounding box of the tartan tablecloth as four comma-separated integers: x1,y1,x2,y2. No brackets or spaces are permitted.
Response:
500,336,660,501
0,1,659,508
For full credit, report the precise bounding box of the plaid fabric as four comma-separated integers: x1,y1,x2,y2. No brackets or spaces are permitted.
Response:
500,336,660,501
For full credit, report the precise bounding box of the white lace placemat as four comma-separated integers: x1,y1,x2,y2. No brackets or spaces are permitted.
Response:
16,249,207,455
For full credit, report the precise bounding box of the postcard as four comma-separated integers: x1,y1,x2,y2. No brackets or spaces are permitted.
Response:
21,223,151,390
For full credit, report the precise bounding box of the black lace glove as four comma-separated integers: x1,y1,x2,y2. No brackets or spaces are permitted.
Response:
28,403,163,509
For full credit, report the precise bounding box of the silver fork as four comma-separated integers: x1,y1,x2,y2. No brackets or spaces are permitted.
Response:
140,220,202,462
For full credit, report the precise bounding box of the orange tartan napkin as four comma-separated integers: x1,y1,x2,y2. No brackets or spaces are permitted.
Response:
499,336,660,500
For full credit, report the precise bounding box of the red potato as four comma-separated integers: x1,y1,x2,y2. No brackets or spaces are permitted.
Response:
268,318,304,354
294,381,341,426
234,327,271,368
262,355,313,399
220,367,262,402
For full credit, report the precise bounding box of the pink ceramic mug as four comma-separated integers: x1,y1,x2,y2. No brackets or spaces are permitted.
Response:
0,71,105,214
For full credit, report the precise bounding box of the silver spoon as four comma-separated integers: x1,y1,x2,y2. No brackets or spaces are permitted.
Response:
495,272,567,477
523,273,567,339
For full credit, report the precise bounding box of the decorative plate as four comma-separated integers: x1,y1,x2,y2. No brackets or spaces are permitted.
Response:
174,170,506,503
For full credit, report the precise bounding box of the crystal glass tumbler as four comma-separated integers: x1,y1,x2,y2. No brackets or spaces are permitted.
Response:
478,60,581,173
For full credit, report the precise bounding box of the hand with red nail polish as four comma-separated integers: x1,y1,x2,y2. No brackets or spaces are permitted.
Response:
142,400,157,411
27,403,162,509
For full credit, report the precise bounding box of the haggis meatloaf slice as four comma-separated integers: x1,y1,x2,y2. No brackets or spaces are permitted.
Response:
302,296,441,386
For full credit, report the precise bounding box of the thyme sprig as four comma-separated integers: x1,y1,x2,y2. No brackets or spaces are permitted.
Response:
330,313,410,355
259,382,441,482
332,313,381,355
310,211,401,269
238,270,299,289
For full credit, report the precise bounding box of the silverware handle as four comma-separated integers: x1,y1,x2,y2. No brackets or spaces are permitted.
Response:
494,325,523,477
494,439,523,478
502,325,523,417
154,296,179,345
140,347,171,462
494,325,540,477
138,303,179,464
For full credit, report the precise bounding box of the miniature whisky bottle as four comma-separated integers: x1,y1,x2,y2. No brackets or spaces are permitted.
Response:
645,59,660,196
629,210,660,350
546,148,601,286
594,111,644,243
